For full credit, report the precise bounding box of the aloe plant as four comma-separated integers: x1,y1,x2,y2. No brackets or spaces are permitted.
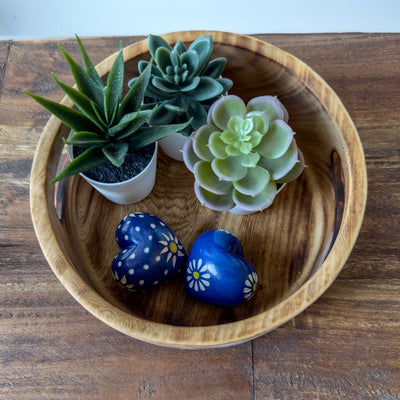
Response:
25,35,190,183
183,95,305,214
129,34,233,136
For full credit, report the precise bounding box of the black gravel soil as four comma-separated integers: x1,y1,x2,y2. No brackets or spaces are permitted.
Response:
73,143,156,183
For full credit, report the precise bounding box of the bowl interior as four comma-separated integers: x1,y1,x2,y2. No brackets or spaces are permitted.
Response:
32,32,366,346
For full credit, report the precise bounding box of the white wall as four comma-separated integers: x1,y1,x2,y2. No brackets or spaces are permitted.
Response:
0,0,399,40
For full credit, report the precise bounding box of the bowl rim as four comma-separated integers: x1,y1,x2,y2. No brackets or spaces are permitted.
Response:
30,30,367,348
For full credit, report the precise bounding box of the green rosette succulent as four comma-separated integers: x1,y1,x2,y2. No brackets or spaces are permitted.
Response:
25,36,190,183
183,95,305,214
128,34,233,136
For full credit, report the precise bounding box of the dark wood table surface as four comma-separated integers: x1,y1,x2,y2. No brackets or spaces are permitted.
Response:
0,33,399,399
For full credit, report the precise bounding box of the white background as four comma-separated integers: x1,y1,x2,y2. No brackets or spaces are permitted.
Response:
0,0,399,40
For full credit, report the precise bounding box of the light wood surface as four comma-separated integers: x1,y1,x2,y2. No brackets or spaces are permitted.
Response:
1,33,399,398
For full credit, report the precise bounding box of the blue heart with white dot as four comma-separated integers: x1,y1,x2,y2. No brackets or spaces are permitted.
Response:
112,212,187,291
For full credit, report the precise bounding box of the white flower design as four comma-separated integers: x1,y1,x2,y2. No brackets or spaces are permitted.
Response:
158,232,185,267
243,272,258,300
186,258,211,292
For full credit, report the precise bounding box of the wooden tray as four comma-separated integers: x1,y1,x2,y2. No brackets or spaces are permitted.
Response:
30,31,367,348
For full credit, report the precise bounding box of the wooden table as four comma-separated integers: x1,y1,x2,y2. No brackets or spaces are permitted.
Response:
0,33,399,399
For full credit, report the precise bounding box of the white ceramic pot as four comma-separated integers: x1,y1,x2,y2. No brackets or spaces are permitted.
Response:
67,142,158,205
159,131,190,161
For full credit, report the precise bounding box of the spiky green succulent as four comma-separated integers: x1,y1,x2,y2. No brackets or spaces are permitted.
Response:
25,35,190,183
128,34,233,136
183,95,305,214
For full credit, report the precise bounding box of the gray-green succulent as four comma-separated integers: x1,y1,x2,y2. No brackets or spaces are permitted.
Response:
183,95,305,214
25,35,190,183
128,34,233,136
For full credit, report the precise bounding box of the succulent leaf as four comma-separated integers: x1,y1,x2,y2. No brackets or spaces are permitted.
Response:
51,73,106,131
247,95,288,123
194,184,235,211
117,61,153,120
148,34,171,58
203,57,227,79
194,161,233,195
188,35,213,75
128,120,192,152
275,148,305,183
24,91,99,133
103,142,129,167
50,146,107,183
103,44,124,125
232,180,277,212
64,131,108,146
233,166,270,196
192,125,215,161
210,95,246,130
208,131,228,159
155,47,173,75
258,140,299,180
174,40,187,55
58,44,104,108
182,138,201,173
187,76,223,101
211,156,247,181
254,119,293,159
181,50,199,78
75,35,104,89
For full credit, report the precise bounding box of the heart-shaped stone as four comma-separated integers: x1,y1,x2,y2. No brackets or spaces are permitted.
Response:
185,229,258,306
112,212,187,291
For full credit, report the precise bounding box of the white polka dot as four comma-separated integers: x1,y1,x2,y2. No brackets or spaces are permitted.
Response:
148,235,153,240
150,223,156,229
122,249,127,254
143,264,149,270
139,280,144,285
129,269,134,275
135,226,140,232
129,254,136,259
124,235,129,240
153,281,159,285
159,222,165,226
164,269,168,275
126,220,131,224
118,261,122,267
118,224,121,229
144,247,149,254
155,256,161,262
139,214,144,218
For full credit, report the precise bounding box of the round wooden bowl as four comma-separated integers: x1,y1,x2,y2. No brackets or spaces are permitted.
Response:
30,31,367,348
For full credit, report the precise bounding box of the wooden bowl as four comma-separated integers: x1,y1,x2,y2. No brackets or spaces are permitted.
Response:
30,31,367,348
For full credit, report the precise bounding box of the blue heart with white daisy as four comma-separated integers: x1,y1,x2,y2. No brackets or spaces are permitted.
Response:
112,212,187,291
185,229,258,307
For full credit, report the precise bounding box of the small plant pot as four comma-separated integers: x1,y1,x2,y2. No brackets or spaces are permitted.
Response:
159,131,190,161
66,141,158,205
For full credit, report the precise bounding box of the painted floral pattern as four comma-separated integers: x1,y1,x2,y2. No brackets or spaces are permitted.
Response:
186,258,211,292
243,272,258,300
158,232,186,267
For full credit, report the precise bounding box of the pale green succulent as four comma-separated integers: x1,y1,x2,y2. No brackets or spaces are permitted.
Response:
128,34,233,136
183,95,305,214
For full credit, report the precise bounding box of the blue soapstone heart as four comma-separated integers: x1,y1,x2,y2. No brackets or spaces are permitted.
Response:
112,212,187,291
185,229,258,307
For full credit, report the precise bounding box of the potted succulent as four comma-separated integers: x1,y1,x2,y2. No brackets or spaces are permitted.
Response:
26,36,190,204
129,34,233,161
183,95,305,215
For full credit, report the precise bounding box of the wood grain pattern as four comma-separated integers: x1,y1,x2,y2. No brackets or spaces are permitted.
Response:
29,31,367,348
1,33,399,398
